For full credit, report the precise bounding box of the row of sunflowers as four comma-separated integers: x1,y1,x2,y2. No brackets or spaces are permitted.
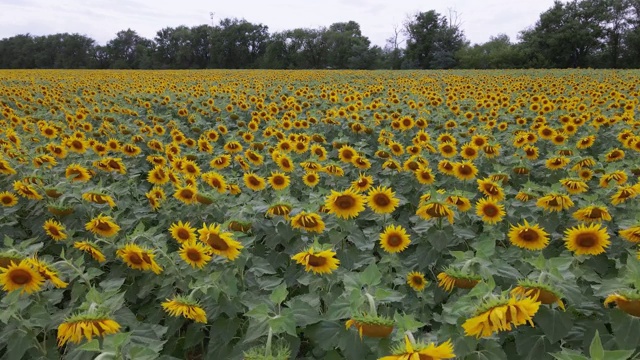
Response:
1,69,640,359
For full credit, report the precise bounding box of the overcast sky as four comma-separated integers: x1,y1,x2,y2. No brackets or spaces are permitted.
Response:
1,0,563,47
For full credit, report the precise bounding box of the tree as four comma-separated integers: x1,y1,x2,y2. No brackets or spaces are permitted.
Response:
106,29,154,69
323,21,372,69
457,34,526,69
209,18,269,68
403,10,466,69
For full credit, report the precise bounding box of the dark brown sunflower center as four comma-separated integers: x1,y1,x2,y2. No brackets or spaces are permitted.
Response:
425,204,445,217
373,194,390,207
307,255,327,267
520,229,539,242
273,176,285,185
47,226,61,236
10,269,32,285
412,276,424,285
548,198,560,206
71,140,83,149
465,148,476,156
341,151,354,159
177,228,190,240
335,195,356,209
1,196,13,204
186,249,202,261
483,205,499,217
128,253,144,265
587,209,603,218
484,184,499,195
442,145,454,153
442,162,453,170
95,221,113,231
298,215,319,228
576,233,596,248
458,165,473,175
180,189,195,198
387,234,403,247
206,233,229,251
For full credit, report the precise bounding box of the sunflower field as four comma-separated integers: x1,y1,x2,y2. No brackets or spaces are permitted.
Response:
1,69,640,360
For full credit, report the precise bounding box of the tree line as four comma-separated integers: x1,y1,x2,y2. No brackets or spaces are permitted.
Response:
1,0,639,70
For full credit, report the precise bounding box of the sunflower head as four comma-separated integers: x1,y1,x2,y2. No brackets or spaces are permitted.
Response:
604,290,640,317
512,279,565,310
437,267,481,292
345,313,394,339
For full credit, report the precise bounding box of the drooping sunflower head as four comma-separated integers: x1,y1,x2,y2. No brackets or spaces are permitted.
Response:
43,218,68,241
604,289,640,317
198,223,244,261
511,279,564,310
65,163,92,182
508,220,549,250
345,313,395,339
290,211,325,233
572,205,612,223
85,214,120,237
620,225,640,243
57,312,121,347
416,201,455,224
564,223,610,256
437,268,481,292
536,193,574,212
73,241,106,262
383,335,455,360
462,295,540,338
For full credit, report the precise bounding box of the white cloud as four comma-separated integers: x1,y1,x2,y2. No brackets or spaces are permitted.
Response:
0,0,562,46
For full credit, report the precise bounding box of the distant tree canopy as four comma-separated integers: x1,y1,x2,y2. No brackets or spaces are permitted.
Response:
2,0,640,69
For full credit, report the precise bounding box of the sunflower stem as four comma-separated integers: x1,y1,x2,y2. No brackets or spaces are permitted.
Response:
404,331,417,347
265,327,273,357
364,292,377,317
537,271,547,284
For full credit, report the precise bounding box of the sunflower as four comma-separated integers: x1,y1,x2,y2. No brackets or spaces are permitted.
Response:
438,142,457,158
345,314,394,340
243,172,266,191
266,203,293,218
162,296,207,323
445,195,472,212
268,171,290,190
460,143,479,160
57,313,121,347
198,223,243,261
291,246,339,275
290,211,325,233
0,158,17,175
73,241,106,262
437,159,456,176
462,296,540,338
477,178,504,200
277,154,295,172
147,165,170,185
559,178,589,195
414,165,436,185
367,186,399,214
611,185,639,205
604,291,640,317
210,154,231,169
564,223,610,255
116,244,163,274
511,280,565,310
416,201,455,224
545,156,570,170
43,219,68,241
27,256,67,288
508,220,549,250
81,192,116,208
475,198,505,224
65,164,92,182
179,240,212,269
572,205,612,223
0,259,44,294
85,214,120,237
338,145,357,163
379,335,455,360
325,188,366,219
169,221,197,244
0,191,18,207
437,268,481,292
620,225,640,243
407,271,427,291
173,185,198,204
379,224,411,253
605,148,625,162
536,193,574,212
453,161,478,181
13,180,43,200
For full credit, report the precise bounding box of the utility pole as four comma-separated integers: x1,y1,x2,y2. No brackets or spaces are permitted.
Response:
209,12,215,27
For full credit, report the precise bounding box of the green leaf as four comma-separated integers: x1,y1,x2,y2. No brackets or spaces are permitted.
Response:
245,303,271,321
610,309,640,349
77,339,102,352
270,310,297,336
535,306,573,343
589,330,605,360
602,349,636,360
286,295,320,327
270,282,288,305
393,313,425,333
359,263,381,287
